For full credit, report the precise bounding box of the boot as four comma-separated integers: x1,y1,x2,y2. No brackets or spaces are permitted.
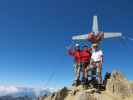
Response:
81,77,86,85
72,79,81,86
85,78,89,85
96,84,101,94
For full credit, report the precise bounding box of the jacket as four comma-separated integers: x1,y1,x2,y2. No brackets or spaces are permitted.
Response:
80,48,91,63
68,49,81,64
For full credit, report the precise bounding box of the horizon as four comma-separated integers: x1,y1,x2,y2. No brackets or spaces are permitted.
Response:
0,0,132,89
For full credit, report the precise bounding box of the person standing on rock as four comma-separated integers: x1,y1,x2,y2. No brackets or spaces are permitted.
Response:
80,45,92,85
68,44,81,86
91,43,103,85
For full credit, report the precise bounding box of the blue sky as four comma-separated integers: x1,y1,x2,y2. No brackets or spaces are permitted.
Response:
0,0,132,88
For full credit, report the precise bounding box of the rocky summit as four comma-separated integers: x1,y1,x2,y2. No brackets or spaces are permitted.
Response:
39,70,133,100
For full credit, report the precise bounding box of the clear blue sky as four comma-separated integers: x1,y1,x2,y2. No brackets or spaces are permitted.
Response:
0,0,132,88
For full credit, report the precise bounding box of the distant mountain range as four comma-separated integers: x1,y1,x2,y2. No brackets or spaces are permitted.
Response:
0,86,52,100
0,95,32,100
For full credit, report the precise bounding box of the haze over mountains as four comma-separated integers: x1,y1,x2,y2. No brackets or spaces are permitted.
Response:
0,85,52,100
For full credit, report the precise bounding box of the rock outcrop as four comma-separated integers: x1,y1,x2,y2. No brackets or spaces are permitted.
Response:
40,70,133,100
43,87,68,100
106,71,133,98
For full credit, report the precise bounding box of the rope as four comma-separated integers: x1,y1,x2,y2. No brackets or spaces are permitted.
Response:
122,36,133,41
119,36,133,52
127,37,133,41
120,36,129,48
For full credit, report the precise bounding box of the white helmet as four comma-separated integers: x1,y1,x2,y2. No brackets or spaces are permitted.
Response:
75,43,79,47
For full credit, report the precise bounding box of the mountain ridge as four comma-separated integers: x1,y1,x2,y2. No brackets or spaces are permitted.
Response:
41,70,133,100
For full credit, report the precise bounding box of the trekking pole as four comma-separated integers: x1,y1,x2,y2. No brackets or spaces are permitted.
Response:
44,72,55,88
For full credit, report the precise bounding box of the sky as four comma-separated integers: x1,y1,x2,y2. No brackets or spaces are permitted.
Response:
0,0,132,89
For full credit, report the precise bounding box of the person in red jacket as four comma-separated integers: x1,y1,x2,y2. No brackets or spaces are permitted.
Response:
68,44,81,86
80,45,92,84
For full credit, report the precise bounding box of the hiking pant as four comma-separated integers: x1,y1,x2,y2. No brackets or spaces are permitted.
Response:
91,61,102,84
81,62,89,80
74,63,81,80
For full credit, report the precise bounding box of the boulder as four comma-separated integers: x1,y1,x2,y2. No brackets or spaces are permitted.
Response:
106,70,133,98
